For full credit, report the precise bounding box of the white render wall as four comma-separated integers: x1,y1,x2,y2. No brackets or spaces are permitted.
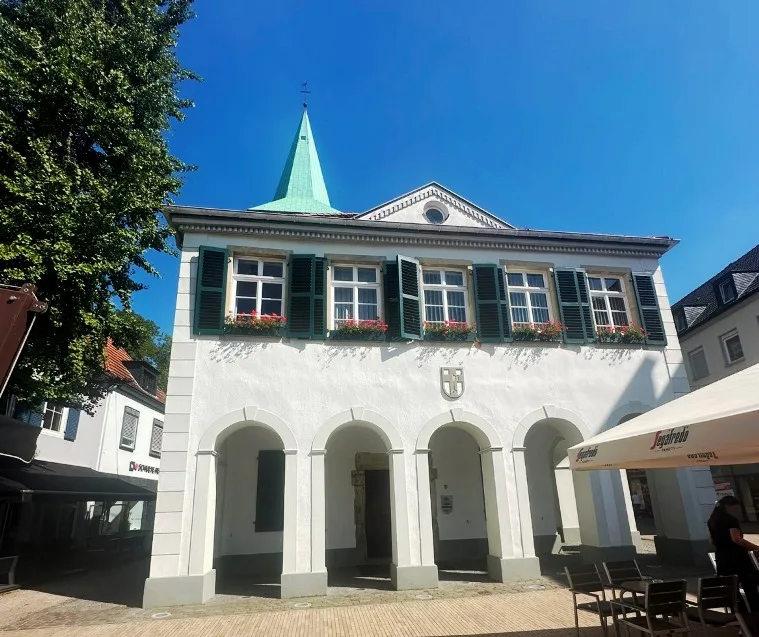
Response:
149,231,694,582
679,296,759,389
35,389,162,482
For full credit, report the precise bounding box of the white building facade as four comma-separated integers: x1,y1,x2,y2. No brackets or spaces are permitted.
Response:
672,244,759,521
143,109,715,607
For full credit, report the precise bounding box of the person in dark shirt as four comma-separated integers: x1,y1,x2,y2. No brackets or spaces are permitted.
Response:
707,495,759,612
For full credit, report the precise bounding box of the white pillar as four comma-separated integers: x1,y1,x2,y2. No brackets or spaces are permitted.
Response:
554,463,581,545
512,447,536,559
619,470,641,549
310,450,326,573
415,449,436,567
282,449,298,574
188,450,217,575
388,449,411,567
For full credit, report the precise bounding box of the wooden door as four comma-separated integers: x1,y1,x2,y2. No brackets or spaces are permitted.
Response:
364,469,392,560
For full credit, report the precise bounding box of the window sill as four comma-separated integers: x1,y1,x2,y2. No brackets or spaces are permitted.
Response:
423,332,476,342
149,451,161,459
223,326,285,338
39,428,65,439
596,337,646,345
725,357,745,368
512,335,563,343
328,331,386,342
119,444,136,453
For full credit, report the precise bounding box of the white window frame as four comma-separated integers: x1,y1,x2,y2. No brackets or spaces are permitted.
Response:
720,329,745,366
329,264,382,329
421,268,469,324
504,270,553,326
231,257,286,317
687,346,710,382
41,402,67,437
120,406,140,451
587,275,632,328
719,279,736,304
149,419,163,458
674,311,687,333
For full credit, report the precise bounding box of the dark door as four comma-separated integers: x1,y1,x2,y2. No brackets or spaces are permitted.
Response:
364,469,392,560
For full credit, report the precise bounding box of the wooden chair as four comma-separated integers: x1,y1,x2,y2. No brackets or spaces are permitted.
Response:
685,575,739,637
613,579,691,637
603,560,648,602
565,564,615,637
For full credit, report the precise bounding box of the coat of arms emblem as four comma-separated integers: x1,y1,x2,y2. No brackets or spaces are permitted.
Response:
440,367,464,399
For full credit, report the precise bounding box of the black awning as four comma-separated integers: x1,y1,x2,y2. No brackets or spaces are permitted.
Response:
0,460,157,502
0,415,41,463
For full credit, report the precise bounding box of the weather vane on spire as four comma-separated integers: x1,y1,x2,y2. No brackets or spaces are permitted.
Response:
300,81,310,109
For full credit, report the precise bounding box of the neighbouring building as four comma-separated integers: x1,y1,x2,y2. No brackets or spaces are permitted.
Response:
0,341,165,574
143,107,716,608
672,244,759,522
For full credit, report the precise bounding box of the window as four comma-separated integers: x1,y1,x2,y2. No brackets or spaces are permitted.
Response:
587,276,631,328
719,279,736,304
255,450,285,532
42,403,65,433
422,269,468,323
674,311,687,333
687,347,710,381
506,272,551,325
232,258,285,317
120,406,140,450
331,265,381,328
424,208,446,224
149,419,163,458
720,330,745,365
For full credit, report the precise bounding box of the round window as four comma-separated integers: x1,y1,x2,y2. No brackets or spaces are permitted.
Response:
424,208,445,224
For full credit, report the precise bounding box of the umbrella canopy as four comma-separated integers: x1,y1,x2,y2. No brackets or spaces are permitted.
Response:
568,363,759,471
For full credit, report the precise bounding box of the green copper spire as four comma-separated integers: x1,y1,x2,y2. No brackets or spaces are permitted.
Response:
251,109,341,215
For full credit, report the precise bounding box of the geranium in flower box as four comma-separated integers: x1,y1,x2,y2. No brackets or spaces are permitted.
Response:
596,323,647,344
330,319,388,341
423,321,476,341
224,312,286,336
512,321,566,342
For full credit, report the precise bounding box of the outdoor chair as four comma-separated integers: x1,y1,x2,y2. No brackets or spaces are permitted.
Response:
684,575,739,637
612,579,691,637
603,560,649,602
736,609,759,637
565,564,615,637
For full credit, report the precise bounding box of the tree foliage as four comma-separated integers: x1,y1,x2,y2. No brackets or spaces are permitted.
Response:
0,0,195,410
114,310,171,390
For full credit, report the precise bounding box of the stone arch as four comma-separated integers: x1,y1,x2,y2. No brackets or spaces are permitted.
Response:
603,401,654,432
512,405,591,450
416,409,502,451
198,406,298,453
312,407,403,452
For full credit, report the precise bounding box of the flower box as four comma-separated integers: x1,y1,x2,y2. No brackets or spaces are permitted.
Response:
512,321,565,342
329,319,388,341
423,321,476,341
225,312,286,337
596,324,647,344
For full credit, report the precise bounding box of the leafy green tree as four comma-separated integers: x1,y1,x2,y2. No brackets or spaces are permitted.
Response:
115,309,171,390
0,0,195,410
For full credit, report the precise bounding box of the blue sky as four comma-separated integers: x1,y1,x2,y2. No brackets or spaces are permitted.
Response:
134,0,759,334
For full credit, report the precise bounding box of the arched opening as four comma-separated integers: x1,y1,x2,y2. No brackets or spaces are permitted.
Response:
324,422,395,591
213,424,287,598
428,425,490,583
523,418,586,556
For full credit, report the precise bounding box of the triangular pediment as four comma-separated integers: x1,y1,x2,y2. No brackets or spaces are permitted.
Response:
356,183,514,229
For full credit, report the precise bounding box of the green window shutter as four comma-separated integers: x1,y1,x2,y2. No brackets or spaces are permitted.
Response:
398,256,422,340
383,260,402,340
632,273,667,345
193,246,229,335
254,450,285,532
473,264,511,342
312,257,327,338
554,268,595,343
286,255,315,338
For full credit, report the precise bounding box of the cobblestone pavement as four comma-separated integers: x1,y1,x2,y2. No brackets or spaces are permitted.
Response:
0,586,606,637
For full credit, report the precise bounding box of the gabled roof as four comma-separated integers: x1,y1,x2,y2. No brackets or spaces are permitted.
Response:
672,244,759,336
104,340,165,405
250,109,342,215
355,181,516,229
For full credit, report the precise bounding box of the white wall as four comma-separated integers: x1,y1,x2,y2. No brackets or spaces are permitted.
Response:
35,404,105,468
429,427,487,542
149,232,688,578
98,390,163,481
217,426,283,556
680,296,759,389
325,427,386,550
